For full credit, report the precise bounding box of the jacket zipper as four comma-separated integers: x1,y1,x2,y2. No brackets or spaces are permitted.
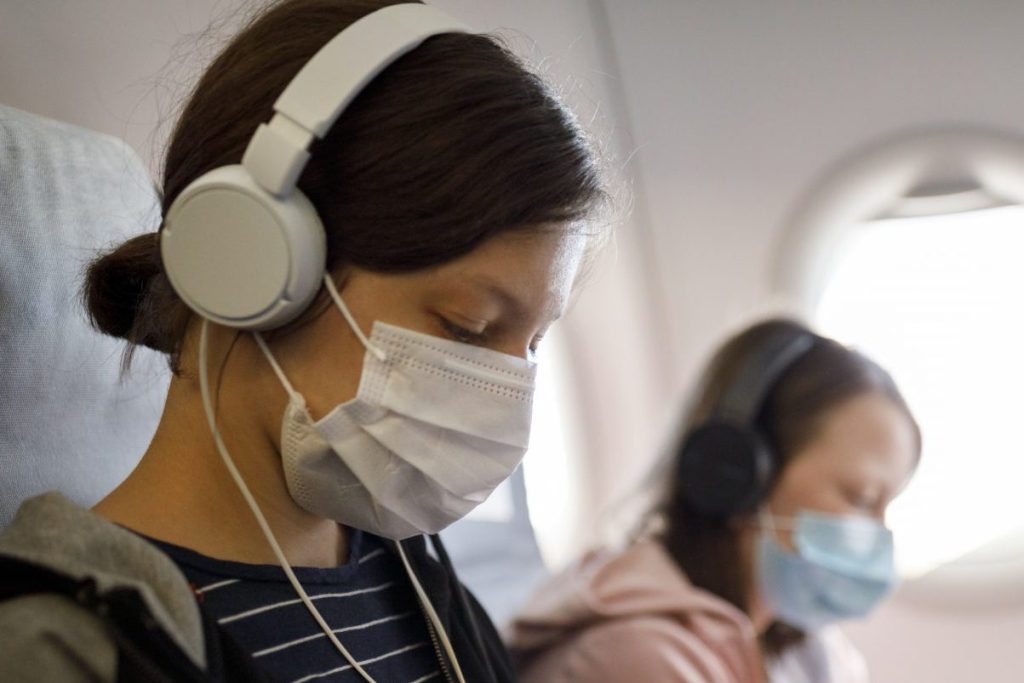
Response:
421,606,456,683
395,539,458,683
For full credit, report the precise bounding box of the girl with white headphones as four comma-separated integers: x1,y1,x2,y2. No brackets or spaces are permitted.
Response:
0,2,606,681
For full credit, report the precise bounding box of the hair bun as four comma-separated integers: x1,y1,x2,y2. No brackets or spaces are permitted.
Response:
84,232,163,342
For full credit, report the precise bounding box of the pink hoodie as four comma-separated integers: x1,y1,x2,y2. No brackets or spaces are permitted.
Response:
507,539,766,683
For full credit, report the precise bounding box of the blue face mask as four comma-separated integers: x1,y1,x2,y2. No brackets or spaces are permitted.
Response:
757,510,898,631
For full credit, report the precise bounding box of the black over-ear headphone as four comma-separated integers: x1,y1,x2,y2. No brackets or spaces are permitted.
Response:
675,326,820,517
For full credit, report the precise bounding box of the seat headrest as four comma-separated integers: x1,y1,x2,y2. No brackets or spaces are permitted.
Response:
0,104,169,528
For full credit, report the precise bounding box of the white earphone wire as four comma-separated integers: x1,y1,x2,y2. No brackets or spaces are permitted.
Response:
198,319,377,682
395,541,467,683
252,332,298,399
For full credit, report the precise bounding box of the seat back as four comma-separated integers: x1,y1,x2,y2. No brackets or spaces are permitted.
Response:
0,104,169,528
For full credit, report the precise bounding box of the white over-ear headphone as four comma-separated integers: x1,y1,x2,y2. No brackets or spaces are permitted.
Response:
161,4,469,330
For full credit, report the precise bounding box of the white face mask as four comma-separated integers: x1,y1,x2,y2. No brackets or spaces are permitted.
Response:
257,277,537,540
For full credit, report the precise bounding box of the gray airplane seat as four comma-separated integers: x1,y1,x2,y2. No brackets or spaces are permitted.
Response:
0,104,169,528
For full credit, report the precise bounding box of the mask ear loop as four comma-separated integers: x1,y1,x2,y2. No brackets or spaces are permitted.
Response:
323,274,387,362
198,319,377,682
759,507,807,561
395,541,467,683
760,509,799,532
759,507,785,544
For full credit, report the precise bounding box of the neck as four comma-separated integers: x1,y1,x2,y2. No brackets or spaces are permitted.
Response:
738,524,775,634
94,343,348,568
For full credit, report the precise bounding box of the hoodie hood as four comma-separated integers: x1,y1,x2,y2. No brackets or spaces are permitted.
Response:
508,538,763,682
0,492,205,667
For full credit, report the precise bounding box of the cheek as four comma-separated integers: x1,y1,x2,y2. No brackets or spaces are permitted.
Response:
285,310,368,422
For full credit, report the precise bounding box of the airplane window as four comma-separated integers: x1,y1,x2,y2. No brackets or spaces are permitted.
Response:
815,203,1024,580
522,331,587,571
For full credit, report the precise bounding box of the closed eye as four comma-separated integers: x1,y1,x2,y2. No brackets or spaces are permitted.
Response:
843,486,882,513
440,317,488,346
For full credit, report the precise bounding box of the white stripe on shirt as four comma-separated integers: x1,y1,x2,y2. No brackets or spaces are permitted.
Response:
218,582,395,624
288,642,429,683
408,672,442,683
253,612,415,657
359,548,386,564
195,578,240,594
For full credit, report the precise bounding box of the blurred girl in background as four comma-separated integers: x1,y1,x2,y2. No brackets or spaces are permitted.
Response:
511,318,920,683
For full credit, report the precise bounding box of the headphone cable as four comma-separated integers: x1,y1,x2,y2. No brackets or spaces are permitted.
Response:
199,320,377,682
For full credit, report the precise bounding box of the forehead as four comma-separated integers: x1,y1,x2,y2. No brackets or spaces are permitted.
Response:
783,392,919,487
425,228,586,318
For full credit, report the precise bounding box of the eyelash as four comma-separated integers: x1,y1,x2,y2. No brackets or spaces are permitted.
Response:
441,318,487,345
441,318,544,356
528,336,544,357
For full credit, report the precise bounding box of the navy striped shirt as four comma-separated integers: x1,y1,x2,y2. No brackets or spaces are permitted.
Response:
148,530,444,683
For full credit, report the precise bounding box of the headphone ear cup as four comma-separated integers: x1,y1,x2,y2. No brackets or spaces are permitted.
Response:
161,165,326,330
676,420,775,517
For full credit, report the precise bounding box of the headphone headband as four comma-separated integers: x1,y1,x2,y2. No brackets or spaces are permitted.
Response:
243,4,470,196
715,328,817,426
162,3,471,330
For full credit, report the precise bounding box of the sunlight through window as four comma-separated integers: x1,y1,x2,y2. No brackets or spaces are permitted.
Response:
521,331,583,571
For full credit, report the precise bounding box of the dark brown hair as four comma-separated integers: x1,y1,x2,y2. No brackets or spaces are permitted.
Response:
85,0,606,372
658,318,920,658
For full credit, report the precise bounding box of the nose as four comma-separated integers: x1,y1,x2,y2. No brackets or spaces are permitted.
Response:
489,333,536,361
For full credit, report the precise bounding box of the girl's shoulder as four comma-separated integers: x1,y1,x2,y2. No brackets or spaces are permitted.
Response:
511,539,763,683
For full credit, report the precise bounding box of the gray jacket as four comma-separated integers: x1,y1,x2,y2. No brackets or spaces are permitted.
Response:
0,492,206,683
0,492,519,683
